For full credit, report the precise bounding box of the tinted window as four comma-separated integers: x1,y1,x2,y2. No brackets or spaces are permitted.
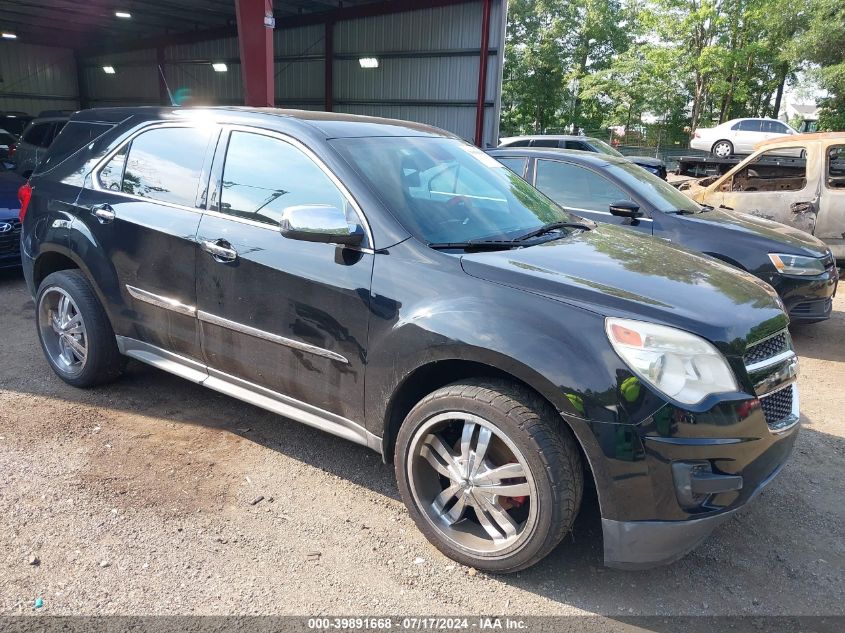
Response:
98,145,128,191
762,120,787,134
23,123,52,147
496,157,527,176
39,121,114,173
122,127,212,207
502,139,530,147
535,160,630,212
219,131,346,227
738,120,762,132
564,140,590,151
826,146,845,189
531,138,561,148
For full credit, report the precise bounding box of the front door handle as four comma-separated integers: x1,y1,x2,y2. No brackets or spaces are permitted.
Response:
200,239,238,263
91,204,115,224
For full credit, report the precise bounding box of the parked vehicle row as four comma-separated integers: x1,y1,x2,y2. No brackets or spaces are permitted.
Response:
499,134,668,179
490,147,838,323
19,107,801,573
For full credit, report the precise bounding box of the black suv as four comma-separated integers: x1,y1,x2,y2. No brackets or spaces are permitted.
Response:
21,107,799,572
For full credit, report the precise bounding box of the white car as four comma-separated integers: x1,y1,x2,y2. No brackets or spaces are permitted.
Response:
690,118,798,158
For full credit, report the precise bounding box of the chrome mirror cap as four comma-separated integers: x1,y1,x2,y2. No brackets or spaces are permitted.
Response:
280,204,365,246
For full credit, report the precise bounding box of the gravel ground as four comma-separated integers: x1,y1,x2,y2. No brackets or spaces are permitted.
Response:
0,267,842,617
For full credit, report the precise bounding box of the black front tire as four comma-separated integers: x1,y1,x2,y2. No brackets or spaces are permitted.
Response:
394,379,583,573
35,269,125,388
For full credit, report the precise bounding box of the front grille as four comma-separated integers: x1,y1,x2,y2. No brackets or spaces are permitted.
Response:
0,218,21,256
743,331,789,366
760,385,794,427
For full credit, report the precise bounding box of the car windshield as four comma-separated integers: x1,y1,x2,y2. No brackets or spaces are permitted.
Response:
589,138,624,158
607,160,703,214
331,136,575,244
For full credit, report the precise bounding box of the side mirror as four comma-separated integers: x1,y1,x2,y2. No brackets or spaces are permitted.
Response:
609,200,642,218
280,204,365,247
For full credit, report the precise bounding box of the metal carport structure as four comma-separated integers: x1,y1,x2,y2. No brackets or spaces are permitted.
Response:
0,1,508,146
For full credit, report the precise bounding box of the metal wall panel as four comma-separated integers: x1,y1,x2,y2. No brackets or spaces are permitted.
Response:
0,41,78,114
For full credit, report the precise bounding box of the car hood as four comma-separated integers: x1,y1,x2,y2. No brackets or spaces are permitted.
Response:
461,225,786,347
0,170,23,214
626,155,665,167
683,207,829,257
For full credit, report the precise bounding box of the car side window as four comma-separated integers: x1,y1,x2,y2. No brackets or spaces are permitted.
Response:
218,131,347,227
730,148,807,193
564,141,589,151
98,145,128,191
496,157,527,177
23,123,51,147
826,146,845,189
506,140,530,147
531,139,560,148
122,127,212,207
762,120,787,134
535,159,630,212
738,120,762,132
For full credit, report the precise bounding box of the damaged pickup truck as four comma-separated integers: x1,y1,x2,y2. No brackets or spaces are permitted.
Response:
681,133,845,259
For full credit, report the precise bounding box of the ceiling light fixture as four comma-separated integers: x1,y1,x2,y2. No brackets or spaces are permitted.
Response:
102,66,116,74
1,32,18,39
358,57,379,69
115,11,132,19
211,62,228,72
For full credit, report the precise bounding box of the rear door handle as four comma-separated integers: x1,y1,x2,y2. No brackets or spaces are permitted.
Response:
91,204,115,224
200,239,238,263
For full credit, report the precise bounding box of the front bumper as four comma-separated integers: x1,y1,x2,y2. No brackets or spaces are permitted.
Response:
768,262,838,323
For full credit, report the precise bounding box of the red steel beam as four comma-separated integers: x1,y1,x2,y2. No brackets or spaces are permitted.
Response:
235,0,275,107
474,0,492,147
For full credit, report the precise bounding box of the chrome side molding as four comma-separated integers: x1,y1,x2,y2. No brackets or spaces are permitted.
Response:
197,310,349,364
124,284,348,365
126,285,197,317
115,336,381,452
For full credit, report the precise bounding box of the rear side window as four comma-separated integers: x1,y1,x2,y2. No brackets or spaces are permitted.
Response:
122,127,212,207
737,120,762,132
98,145,128,191
826,146,845,189
38,121,113,173
503,139,530,147
218,131,347,227
535,159,629,212
531,139,560,148
564,140,590,151
23,123,52,147
496,157,527,177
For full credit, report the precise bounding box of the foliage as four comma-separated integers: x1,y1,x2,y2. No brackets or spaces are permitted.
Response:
502,0,845,140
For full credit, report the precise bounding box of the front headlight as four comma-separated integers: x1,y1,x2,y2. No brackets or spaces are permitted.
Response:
606,318,738,405
768,253,825,276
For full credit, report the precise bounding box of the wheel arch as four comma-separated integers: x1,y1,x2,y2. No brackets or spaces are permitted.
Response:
379,358,597,494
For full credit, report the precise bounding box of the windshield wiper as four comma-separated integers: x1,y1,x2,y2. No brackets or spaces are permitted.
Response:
427,240,524,251
515,221,593,242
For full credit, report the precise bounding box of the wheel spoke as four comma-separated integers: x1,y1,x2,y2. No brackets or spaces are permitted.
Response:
473,481,531,497
444,494,468,525
51,313,62,334
423,434,461,474
460,421,476,476
64,335,87,361
473,462,525,484
58,295,70,325
473,493,518,541
470,426,492,476
420,443,455,479
432,482,461,514
62,313,82,332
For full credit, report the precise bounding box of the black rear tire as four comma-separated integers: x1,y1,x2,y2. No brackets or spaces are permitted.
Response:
395,379,583,573
35,269,126,388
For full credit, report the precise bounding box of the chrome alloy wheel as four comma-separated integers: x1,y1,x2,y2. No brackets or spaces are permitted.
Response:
38,287,88,375
407,412,538,555
712,141,733,158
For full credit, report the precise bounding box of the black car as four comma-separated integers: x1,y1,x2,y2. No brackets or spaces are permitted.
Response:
491,148,839,324
21,107,799,572
498,134,668,179
0,162,24,268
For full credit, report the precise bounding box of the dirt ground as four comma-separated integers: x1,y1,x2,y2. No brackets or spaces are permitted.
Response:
0,267,842,617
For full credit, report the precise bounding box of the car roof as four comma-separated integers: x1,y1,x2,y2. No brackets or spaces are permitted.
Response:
71,106,455,140
501,134,602,142
27,117,69,125
489,147,629,167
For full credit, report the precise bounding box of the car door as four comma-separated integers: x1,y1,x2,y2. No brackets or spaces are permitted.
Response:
532,158,653,234
813,144,845,243
734,120,765,154
195,128,373,423
72,124,216,362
